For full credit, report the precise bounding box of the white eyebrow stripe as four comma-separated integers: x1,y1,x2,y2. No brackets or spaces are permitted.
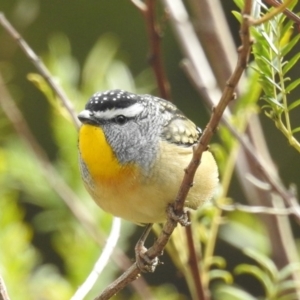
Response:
94,103,144,119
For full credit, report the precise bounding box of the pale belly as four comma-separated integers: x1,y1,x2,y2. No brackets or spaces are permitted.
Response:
82,149,218,224
84,177,168,224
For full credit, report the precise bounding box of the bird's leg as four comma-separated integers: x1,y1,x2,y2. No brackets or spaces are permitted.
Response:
135,223,159,273
167,204,191,227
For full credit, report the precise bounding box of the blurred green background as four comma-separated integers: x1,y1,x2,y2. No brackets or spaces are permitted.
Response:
1,0,300,299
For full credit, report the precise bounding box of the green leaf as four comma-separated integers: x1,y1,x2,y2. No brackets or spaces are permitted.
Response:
206,256,227,269
263,56,280,73
219,216,270,254
277,279,300,295
209,270,233,284
283,76,291,83
282,34,300,57
288,99,300,111
262,76,283,92
232,0,244,9
255,57,274,77
264,109,276,120
283,53,300,74
262,96,284,108
232,11,242,23
234,264,274,295
261,104,272,111
291,127,300,134
281,19,294,40
213,285,257,300
269,18,280,37
27,73,54,103
251,0,268,19
261,31,279,55
289,0,298,10
254,41,275,62
279,292,300,300
243,248,278,281
251,28,262,42
250,65,270,79
257,78,274,95
286,78,300,93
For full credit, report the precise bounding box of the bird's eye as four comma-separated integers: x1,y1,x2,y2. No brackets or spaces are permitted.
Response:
115,115,127,125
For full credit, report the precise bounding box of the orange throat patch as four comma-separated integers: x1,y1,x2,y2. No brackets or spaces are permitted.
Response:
78,124,138,184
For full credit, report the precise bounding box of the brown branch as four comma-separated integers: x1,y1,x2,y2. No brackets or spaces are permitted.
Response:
250,0,294,26
0,12,80,129
187,0,238,91
0,276,10,300
161,0,220,102
96,1,252,298
132,0,171,99
264,0,300,25
185,213,209,300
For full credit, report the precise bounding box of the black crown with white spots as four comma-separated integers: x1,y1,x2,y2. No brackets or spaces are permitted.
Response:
86,90,139,112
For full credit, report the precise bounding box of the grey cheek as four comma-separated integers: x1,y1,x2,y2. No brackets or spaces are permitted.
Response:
79,156,95,189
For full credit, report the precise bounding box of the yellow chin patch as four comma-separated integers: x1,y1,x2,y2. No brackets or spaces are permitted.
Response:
79,124,136,182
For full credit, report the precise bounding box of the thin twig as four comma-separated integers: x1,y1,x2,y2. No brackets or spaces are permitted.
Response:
96,1,252,298
249,0,294,25
0,12,80,129
264,0,300,25
130,0,147,12
185,213,208,300
71,218,121,300
216,202,294,215
187,0,238,91
132,0,171,99
146,0,171,99
0,276,10,300
161,0,220,103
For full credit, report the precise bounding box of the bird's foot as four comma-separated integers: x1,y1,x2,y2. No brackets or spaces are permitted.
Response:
135,244,159,273
134,223,161,273
167,204,191,226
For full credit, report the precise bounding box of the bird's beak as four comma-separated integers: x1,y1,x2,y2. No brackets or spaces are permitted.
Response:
78,110,97,125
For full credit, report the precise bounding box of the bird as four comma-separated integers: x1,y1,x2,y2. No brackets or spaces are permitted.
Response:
78,89,218,224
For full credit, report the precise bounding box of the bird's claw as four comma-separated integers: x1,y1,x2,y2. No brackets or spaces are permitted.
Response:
167,204,191,226
135,245,159,273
